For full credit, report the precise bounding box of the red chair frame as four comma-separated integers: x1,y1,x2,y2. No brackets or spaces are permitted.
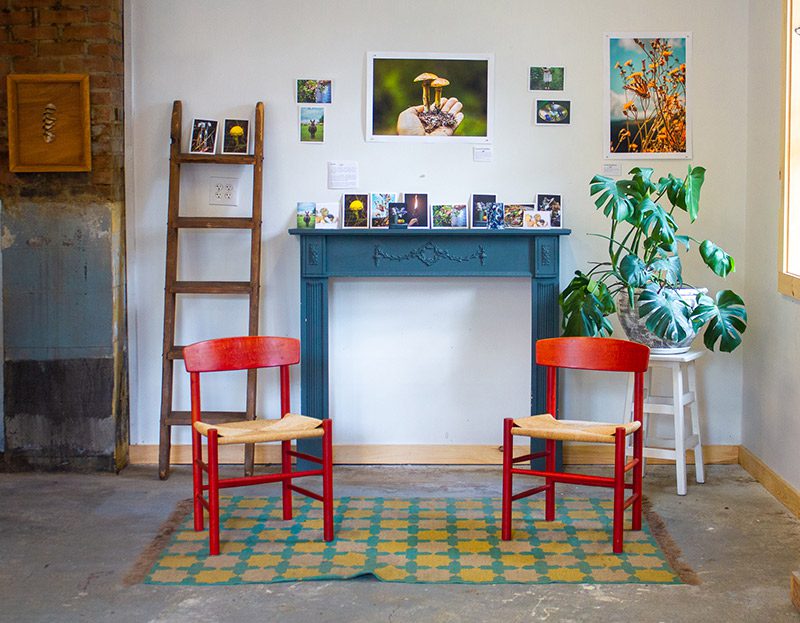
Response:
184,336,333,555
501,337,649,553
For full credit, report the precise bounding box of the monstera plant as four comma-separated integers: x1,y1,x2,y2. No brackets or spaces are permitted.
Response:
559,165,747,352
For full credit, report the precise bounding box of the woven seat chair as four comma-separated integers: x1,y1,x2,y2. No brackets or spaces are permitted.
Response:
501,337,649,553
183,336,333,555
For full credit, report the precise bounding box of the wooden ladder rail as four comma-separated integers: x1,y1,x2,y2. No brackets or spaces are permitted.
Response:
158,100,265,479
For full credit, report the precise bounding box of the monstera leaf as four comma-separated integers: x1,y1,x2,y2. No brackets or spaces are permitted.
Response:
559,272,615,337
590,175,634,222
647,253,682,286
619,254,649,288
637,285,694,343
690,290,747,352
699,240,735,277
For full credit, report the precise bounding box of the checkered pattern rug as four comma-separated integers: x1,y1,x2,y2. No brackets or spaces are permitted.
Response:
141,496,685,585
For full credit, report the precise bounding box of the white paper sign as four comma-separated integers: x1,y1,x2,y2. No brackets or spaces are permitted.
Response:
327,161,359,189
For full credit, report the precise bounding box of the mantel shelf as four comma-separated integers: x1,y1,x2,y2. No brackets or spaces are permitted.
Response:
289,228,571,237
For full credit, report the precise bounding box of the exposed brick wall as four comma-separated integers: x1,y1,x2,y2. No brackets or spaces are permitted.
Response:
0,0,124,200
0,1,127,471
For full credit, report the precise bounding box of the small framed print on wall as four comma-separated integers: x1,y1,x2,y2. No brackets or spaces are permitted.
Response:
7,73,91,172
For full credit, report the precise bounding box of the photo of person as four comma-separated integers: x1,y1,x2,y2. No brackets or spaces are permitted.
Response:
299,106,325,143
536,193,562,227
296,79,333,104
403,193,429,227
529,66,565,91
189,118,218,154
368,54,492,141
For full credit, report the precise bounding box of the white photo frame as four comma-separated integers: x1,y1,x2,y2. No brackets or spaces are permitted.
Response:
605,32,692,159
430,203,468,229
189,118,218,154
536,193,562,228
366,52,494,143
220,118,250,155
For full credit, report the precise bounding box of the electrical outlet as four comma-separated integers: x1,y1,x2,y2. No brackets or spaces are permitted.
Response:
209,176,239,206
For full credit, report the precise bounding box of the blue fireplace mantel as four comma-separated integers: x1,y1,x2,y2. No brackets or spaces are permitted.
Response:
288,227,571,463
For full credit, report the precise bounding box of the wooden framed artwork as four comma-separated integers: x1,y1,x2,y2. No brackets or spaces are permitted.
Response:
7,74,91,172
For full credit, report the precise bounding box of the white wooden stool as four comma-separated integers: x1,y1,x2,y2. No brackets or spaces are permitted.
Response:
624,350,705,495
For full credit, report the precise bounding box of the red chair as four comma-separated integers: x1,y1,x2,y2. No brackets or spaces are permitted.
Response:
501,337,649,553
183,336,333,555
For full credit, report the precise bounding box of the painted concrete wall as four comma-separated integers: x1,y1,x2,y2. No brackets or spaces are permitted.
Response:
742,1,800,492
127,0,750,450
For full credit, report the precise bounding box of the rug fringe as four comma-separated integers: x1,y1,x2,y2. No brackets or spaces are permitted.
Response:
642,497,701,585
123,498,193,586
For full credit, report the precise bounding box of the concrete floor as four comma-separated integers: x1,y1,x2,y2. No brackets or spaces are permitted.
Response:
1,463,799,623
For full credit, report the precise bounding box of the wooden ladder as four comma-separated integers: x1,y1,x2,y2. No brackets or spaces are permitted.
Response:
158,100,265,479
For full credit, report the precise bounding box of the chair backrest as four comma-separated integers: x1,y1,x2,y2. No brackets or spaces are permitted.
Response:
183,336,300,373
536,337,650,373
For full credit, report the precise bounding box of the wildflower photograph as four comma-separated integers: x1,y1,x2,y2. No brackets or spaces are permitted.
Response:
189,118,218,154
370,193,398,228
366,53,492,142
607,33,690,158
221,119,249,154
343,194,369,228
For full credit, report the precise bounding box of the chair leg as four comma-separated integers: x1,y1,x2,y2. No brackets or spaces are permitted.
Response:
545,438,556,521
192,428,204,532
613,427,626,553
322,419,334,542
207,429,221,556
501,418,514,540
632,427,643,531
281,439,293,521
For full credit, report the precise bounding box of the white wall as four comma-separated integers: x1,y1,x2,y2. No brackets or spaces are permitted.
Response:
127,0,750,450
742,0,800,492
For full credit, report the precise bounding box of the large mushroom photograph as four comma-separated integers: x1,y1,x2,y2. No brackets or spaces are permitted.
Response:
368,55,491,140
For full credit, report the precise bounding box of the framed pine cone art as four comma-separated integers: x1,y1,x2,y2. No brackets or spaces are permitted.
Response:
7,74,91,172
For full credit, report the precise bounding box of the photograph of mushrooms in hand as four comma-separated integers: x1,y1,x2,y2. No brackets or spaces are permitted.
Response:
367,53,493,141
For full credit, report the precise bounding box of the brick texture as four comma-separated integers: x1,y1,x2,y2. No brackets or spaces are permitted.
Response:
0,0,124,202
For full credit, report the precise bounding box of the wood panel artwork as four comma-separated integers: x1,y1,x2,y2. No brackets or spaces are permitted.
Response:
7,74,91,172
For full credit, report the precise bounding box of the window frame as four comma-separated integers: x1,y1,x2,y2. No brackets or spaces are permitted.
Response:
781,0,800,298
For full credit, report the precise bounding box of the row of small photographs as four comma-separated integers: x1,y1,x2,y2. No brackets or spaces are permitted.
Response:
189,118,250,155
296,193,562,230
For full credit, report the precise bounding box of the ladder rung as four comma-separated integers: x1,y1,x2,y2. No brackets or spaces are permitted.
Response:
171,281,253,294
166,411,250,426
174,153,257,165
167,346,184,360
175,216,255,229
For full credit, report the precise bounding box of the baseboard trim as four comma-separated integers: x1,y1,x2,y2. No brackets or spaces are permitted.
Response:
738,446,800,519
129,443,739,466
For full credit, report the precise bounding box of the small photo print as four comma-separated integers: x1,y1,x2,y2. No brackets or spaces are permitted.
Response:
529,66,565,91
221,119,249,154
315,202,340,228
523,210,551,228
487,202,505,229
536,193,562,227
296,79,333,104
299,106,325,143
296,202,316,229
388,202,408,228
431,204,468,228
404,193,429,228
343,194,369,228
470,193,496,228
189,118,218,154
504,203,533,228
370,193,398,228
536,100,571,125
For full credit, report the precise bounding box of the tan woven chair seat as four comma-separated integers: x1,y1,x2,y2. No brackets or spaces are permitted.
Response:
193,413,325,445
511,414,641,443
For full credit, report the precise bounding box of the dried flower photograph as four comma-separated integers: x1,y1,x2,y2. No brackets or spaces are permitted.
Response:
189,118,218,154
607,33,690,158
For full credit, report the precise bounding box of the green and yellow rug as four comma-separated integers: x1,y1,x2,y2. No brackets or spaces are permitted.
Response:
135,496,695,585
